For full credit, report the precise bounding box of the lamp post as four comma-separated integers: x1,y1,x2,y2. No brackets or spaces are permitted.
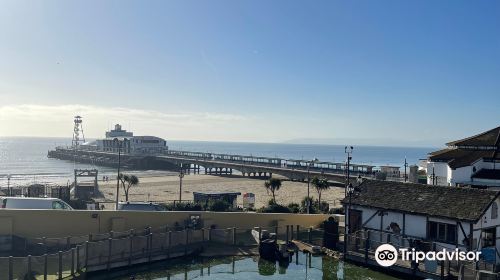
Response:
344,146,353,197
306,158,318,214
114,138,123,210
179,163,184,203
343,146,353,261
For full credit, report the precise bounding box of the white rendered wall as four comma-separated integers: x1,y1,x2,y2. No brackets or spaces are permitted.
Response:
427,161,449,186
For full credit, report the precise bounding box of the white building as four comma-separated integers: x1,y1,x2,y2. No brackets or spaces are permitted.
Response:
344,180,500,264
95,124,167,155
427,126,500,188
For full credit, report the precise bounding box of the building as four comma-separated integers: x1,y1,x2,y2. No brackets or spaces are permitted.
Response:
94,124,168,155
343,180,500,263
193,192,241,208
427,126,500,188
379,166,401,178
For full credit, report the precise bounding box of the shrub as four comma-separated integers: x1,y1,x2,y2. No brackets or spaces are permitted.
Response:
257,203,291,213
207,200,233,212
162,202,203,211
287,203,300,213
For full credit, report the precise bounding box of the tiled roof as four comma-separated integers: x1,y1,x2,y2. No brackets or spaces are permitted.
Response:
428,149,498,169
343,180,499,222
447,126,500,147
472,169,500,180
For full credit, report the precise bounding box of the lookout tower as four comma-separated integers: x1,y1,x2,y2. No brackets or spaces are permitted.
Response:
72,116,86,147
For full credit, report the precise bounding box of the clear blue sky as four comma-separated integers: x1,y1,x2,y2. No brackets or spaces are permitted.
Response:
0,0,499,146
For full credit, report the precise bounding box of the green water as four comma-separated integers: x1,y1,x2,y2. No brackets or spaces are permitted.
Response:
105,252,402,280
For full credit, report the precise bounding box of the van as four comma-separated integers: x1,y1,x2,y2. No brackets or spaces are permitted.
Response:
0,197,74,210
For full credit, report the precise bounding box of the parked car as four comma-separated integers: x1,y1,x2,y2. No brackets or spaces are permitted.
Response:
117,202,165,211
0,197,74,210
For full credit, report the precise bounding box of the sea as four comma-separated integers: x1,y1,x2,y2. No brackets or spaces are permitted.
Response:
0,137,436,188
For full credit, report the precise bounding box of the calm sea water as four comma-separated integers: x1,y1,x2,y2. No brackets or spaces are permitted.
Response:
0,137,435,188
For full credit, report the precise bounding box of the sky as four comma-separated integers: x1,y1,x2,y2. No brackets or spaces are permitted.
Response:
0,0,499,147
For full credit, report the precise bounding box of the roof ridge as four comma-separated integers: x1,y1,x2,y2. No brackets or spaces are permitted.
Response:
446,126,500,146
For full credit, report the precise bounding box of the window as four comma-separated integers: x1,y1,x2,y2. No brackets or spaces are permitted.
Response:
491,202,498,219
428,221,457,244
52,201,65,209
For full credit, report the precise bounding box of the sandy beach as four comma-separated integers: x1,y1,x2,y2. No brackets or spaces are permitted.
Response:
98,173,346,209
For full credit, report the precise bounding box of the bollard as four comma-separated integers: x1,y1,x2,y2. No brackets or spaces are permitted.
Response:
296,225,300,240
208,228,212,242
258,227,262,242
202,228,205,242
308,227,312,244
110,231,114,239
290,225,294,241
232,227,236,245
66,236,71,249
88,233,93,242
58,251,63,280
107,238,112,270
44,254,48,280
71,248,75,275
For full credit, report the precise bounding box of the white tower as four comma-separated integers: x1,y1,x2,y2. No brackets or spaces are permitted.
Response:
72,116,86,147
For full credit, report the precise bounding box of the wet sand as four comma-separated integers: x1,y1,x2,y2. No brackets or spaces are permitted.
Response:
98,173,345,209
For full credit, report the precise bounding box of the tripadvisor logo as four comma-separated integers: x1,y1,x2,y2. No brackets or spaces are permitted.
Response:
374,244,481,267
375,244,398,267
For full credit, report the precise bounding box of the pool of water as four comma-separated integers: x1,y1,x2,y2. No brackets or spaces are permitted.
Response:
99,252,402,280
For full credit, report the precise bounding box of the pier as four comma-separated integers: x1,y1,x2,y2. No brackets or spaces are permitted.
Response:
47,147,399,184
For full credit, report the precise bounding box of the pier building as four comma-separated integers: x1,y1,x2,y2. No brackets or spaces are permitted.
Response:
89,124,168,154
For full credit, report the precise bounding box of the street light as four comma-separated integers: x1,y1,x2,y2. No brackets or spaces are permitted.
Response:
306,158,319,214
114,138,127,210
178,163,184,203
343,146,353,261
344,146,353,198
343,176,363,262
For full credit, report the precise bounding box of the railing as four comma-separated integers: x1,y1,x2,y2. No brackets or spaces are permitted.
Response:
345,230,496,279
1,224,322,280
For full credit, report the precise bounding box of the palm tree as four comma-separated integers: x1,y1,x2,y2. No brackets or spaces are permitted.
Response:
311,177,330,206
264,178,282,204
120,174,139,201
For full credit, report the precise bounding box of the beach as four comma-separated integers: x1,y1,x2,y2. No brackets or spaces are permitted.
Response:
97,173,346,209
